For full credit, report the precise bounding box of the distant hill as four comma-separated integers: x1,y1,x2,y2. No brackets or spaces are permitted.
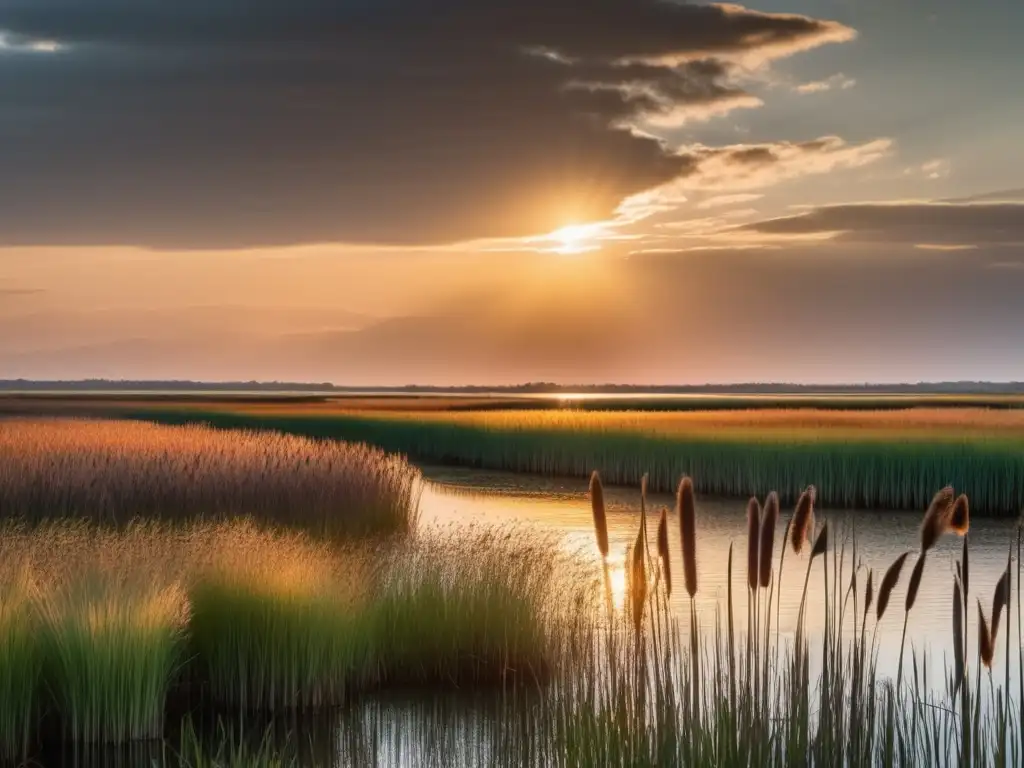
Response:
3,379,1024,395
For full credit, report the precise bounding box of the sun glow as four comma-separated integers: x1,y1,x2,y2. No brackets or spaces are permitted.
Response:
546,223,605,255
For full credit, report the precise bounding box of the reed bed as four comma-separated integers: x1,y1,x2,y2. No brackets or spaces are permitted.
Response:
0,518,584,760
154,408,1024,514
0,577,40,762
39,579,187,743
0,418,421,537
532,474,1024,767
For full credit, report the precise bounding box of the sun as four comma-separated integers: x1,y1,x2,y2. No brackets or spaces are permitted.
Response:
547,223,604,255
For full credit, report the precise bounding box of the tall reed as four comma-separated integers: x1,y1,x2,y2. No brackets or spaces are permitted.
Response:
0,419,421,538
185,407,1024,515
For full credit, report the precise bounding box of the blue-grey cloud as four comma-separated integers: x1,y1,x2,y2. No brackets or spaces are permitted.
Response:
0,1,853,249
741,201,1024,248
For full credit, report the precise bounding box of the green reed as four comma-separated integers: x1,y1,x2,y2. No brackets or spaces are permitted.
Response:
139,409,1024,515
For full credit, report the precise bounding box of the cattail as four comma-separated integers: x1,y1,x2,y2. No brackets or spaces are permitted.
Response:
864,569,874,615
877,552,911,621
962,536,969,602
631,515,647,636
759,492,779,589
952,578,964,695
810,521,828,560
746,497,761,592
905,553,926,614
920,486,955,553
791,486,816,555
589,471,609,559
657,506,671,597
678,476,698,599
949,494,970,536
992,564,1011,642
978,600,994,668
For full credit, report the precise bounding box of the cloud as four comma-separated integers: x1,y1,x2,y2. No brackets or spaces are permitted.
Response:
650,136,891,201
0,287,43,297
794,73,856,94
696,193,764,210
741,201,1024,249
0,1,855,249
920,159,950,180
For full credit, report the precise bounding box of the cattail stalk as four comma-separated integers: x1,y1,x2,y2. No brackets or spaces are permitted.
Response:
589,471,609,559
746,498,761,593
657,506,671,597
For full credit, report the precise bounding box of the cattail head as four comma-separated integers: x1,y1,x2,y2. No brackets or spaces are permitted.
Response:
810,521,828,560
905,553,926,614
589,471,609,559
657,506,671,597
961,536,969,602
630,516,647,636
677,476,698,599
949,494,970,536
991,564,1010,643
920,486,955,553
759,492,779,588
877,551,910,621
978,600,994,669
746,497,761,592
864,569,874,615
791,486,816,555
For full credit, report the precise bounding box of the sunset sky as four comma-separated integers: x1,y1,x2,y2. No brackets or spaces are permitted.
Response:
1,0,1022,385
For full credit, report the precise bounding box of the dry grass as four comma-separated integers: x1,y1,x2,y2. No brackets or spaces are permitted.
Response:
283,406,1024,442
0,419,420,537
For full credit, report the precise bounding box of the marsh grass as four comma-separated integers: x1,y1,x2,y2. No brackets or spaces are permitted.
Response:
149,407,1024,515
38,577,187,743
0,576,41,761
0,419,421,537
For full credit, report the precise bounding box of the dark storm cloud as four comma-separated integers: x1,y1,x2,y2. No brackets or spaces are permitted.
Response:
742,202,1024,248
0,1,852,249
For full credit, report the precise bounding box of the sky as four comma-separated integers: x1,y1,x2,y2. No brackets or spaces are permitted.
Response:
1,0,1022,386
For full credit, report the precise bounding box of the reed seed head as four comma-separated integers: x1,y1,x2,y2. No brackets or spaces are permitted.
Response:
791,486,816,555
876,551,911,621
949,494,970,536
905,553,926,614
746,497,761,593
978,599,994,669
759,492,779,589
657,506,671,597
991,564,1010,643
962,536,969,602
589,471,609,560
677,476,698,599
810,521,828,560
920,486,955,553
631,515,648,636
